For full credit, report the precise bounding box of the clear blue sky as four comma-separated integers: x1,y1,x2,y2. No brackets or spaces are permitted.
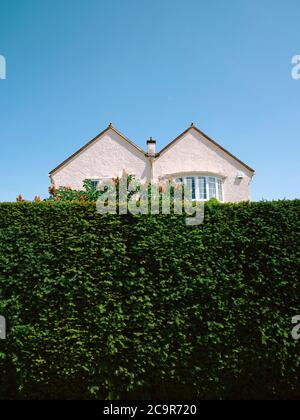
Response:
0,0,299,201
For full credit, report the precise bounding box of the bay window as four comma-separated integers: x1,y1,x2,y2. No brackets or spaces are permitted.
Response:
175,176,224,202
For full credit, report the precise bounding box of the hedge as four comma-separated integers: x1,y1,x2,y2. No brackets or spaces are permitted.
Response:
0,200,299,400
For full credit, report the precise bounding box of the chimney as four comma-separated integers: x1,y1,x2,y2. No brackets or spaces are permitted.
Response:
147,137,156,157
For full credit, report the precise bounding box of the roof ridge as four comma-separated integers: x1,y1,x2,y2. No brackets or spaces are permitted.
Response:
49,123,255,176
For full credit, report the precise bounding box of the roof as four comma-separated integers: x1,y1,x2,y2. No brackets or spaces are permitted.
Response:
49,123,146,176
49,122,255,176
158,123,255,174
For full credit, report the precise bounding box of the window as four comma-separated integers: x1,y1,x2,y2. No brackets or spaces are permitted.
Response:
198,177,207,200
89,179,100,188
208,177,217,199
186,177,196,200
176,176,224,201
217,178,223,201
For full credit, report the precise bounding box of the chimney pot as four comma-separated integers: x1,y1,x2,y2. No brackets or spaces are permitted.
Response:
147,137,156,156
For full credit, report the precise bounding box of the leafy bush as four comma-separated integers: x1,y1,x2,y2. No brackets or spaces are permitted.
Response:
48,175,137,203
48,179,106,202
0,200,299,400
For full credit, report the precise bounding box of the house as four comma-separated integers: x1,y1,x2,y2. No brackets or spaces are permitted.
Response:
49,123,255,202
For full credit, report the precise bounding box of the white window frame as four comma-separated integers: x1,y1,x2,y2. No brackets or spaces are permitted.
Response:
89,179,101,188
88,177,112,189
176,176,224,202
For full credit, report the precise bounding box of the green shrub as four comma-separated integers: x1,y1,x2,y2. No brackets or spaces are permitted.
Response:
0,200,299,400
47,175,138,203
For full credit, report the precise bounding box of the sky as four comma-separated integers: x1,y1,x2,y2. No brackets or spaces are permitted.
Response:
0,0,299,202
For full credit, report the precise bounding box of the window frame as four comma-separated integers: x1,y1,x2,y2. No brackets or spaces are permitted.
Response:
87,179,101,189
175,175,224,202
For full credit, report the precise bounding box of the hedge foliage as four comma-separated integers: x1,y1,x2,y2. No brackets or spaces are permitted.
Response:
0,200,299,400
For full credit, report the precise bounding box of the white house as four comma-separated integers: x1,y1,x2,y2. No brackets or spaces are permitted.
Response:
49,123,255,202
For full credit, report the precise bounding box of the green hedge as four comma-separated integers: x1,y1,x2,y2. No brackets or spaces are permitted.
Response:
0,200,299,400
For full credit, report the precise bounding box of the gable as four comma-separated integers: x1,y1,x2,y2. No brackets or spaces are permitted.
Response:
49,125,150,188
158,125,255,175
154,127,254,180
49,124,147,176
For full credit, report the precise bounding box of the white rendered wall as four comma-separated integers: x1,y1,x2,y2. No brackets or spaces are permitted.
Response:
152,128,253,202
51,129,151,189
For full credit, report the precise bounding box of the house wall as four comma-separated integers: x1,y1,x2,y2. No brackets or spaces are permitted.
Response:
51,127,254,203
152,128,253,202
51,129,151,189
